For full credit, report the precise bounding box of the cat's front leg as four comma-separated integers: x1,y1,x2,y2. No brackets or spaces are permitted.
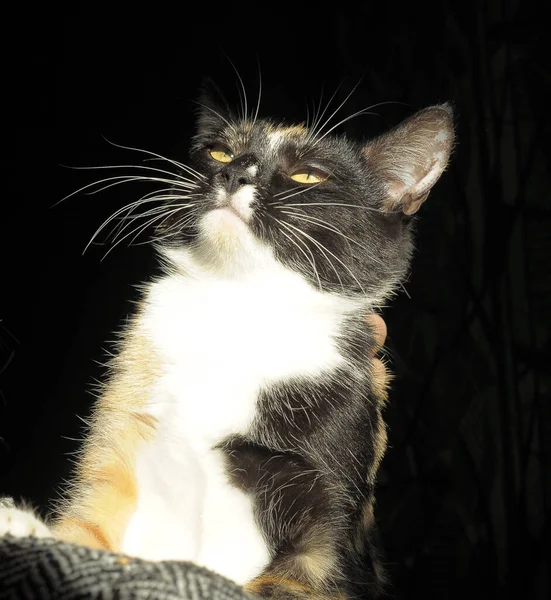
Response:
0,497,51,539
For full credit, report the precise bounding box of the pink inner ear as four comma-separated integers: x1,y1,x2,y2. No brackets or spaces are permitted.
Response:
401,193,429,216
364,105,454,214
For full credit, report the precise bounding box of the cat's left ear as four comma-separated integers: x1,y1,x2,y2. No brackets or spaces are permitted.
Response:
195,78,234,136
363,104,455,215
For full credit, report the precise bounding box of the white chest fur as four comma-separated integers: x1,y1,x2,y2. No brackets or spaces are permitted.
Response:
122,253,359,584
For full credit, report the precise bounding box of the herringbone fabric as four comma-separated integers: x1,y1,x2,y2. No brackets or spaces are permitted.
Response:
0,535,252,600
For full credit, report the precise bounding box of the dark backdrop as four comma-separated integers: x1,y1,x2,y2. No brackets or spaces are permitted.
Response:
2,1,549,598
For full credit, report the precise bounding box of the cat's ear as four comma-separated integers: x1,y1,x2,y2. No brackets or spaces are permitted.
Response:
195,78,234,136
363,104,455,215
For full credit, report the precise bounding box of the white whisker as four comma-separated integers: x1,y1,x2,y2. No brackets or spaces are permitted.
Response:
280,209,371,257
269,215,322,290
101,137,205,180
281,208,387,269
253,58,262,126
91,176,198,195
227,56,248,122
279,220,344,291
275,184,321,203
58,174,198,208
84,184,197,253
274,185,308,198
284,202,389,213
108,191,198,240
311,101,402,147
84,195,168,253
282,219,365,293
309,79,361,144
127,208,196,246
147,212,198,245
62,163,197,185
310,108,377,147
122,201,196,223
104,205,196,259
195,101,236,130
308,81,343,143
133,187,196,201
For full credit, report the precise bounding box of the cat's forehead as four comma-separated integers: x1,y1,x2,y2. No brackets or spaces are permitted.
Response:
264,122,308,144
222,118,310,154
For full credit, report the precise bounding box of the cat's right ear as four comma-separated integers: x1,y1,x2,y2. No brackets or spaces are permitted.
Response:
363,104,455,216
194,78,234,138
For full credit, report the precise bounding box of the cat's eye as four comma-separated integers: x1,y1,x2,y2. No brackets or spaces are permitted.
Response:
209,145,234,163
289,168,328,184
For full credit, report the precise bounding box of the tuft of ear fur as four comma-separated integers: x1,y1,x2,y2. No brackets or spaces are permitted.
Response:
193,78,234,146
363,104,455,215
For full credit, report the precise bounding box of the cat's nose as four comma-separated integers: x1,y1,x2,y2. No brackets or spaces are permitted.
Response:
220,155,257,194
221,169,251,194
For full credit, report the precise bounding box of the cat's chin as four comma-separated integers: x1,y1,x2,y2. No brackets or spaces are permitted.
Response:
208,206,249,229
198,207,251,250
188,208,272,275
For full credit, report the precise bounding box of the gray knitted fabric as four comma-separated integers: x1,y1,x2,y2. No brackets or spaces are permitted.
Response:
0,535,253,600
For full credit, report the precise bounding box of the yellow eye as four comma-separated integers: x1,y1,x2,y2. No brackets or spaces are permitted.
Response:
289,168,328,184
209,145,234,163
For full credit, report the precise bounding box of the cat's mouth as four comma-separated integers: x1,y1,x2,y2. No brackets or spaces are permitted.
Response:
199,190,254,245
215,204,248,224
214,186,255,224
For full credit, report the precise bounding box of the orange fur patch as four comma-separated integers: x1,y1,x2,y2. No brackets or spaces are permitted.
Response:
264,122,307,138
54,517,111,550
370,415,388,478
246,575,311,593
51,321,161,551
278,124,307,138
369,358,391,405
246,574,345,599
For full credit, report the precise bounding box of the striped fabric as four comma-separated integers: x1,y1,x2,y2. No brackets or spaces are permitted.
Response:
0,535,252,600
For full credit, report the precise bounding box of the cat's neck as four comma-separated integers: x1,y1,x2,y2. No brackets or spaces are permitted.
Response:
157,245,376,310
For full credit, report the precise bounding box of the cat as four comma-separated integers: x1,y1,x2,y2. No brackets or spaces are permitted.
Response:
0,83,454,599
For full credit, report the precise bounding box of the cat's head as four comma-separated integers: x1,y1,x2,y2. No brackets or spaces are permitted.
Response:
160,85,454,301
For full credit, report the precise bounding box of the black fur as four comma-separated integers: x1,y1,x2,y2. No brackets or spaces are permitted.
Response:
158,90,453,598
163,94,416,299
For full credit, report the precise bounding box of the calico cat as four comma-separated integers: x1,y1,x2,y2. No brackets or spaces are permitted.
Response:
0,85,454,599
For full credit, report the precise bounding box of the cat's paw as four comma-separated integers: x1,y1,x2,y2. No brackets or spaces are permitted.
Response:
0,499,51,538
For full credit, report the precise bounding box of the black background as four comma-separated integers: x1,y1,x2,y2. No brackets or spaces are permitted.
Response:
2,1,549,598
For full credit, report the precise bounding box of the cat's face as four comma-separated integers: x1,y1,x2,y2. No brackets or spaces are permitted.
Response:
160,91,454,300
